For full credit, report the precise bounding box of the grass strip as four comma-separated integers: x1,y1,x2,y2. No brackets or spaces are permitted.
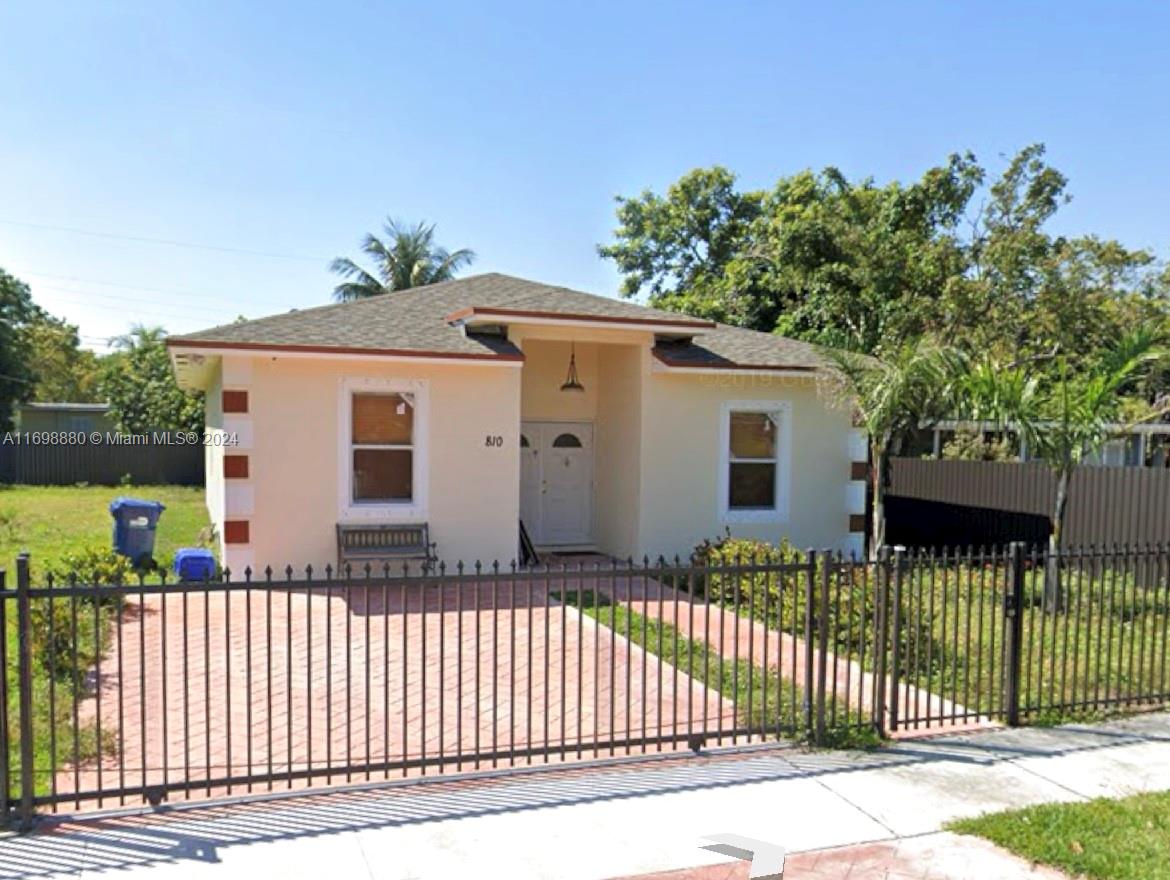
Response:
949,790,1170,880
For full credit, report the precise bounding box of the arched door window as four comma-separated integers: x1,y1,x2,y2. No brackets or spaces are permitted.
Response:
552,432,582,448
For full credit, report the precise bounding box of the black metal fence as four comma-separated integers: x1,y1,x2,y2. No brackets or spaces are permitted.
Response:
1,544,1168,827
886,458,1170,549
0,435,204,486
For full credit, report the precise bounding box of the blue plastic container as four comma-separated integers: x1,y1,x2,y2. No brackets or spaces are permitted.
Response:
173,548,216,581
109,497,166,565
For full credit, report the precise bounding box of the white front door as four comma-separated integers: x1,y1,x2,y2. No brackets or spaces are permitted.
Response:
520,422,594,546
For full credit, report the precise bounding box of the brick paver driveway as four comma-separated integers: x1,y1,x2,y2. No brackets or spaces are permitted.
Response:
53,575,733,810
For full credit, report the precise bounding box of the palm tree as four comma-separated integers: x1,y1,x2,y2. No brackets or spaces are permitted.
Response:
330,218,476,301
960,325,1166,611
825,339,962,559
110,324,168,351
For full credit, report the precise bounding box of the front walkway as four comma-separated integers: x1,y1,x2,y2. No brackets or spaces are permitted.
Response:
11,712,1170,879
53,577,733,810
595,560,994,737
52,557,990,811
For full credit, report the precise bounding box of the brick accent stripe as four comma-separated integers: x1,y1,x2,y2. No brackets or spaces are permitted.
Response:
224,455,249,479
224,520,250,544
222,390,249,413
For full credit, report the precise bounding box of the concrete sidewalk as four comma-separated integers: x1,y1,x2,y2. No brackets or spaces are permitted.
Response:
3,712,1168,880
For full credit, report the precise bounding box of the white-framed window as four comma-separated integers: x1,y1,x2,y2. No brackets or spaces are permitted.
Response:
338,378,428,519
717,400,791,523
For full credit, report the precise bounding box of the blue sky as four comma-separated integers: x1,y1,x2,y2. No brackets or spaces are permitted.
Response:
1,1,1167,350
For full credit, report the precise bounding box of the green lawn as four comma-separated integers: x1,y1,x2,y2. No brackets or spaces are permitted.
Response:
896,563,1170,723
0,484,212,580
701,557,1170,725
556,589,878,748
0,484,210,800
949,790,1170,880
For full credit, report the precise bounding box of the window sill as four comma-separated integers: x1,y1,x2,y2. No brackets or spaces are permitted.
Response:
339,503,427,522
720,508,789,524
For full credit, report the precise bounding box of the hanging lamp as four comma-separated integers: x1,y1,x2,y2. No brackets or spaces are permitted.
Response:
560,343,585,393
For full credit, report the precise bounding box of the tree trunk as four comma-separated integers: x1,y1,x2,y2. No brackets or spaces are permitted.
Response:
1044,469,1070,613
870,446,886,562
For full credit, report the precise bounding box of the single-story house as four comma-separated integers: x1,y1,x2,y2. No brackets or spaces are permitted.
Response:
16,402,115,433
167,273,867,573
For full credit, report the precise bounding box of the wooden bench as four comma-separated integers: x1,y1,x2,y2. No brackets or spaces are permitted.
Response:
336,523,436,576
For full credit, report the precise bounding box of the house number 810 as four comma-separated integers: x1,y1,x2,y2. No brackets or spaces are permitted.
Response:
485,435,503,447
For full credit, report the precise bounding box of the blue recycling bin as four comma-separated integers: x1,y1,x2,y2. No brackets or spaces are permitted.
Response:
173,548,216,581
109,497,166,566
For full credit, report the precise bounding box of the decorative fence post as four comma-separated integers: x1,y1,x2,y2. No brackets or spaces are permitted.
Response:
802,549,816,742
887,547,906,735
16,553,35,830
814,550,831,747
1004,542,1026,727
872,547,890,738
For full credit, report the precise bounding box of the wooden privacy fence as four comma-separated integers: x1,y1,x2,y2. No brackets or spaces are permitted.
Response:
0,434,203,486
887,458,1170,549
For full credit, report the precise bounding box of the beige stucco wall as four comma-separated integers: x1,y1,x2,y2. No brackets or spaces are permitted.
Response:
595,344,642,559
203,361,225,544
518,339,599,421
637,361,853,560
225,354,520,573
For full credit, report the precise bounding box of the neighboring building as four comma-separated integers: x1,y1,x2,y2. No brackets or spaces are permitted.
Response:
15,402,115,434
167,274,866,572
919,420,1170,468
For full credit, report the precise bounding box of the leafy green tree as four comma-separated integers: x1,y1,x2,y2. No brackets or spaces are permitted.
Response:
940,428,1017,462
100,325,203,432
330,218,476,301
0,268,38,432
749,156,980,353
23,312,102,403
600,156,980,352
825,339,962,557
600,146,1168,369
597,167,763,323
960,326,1166,610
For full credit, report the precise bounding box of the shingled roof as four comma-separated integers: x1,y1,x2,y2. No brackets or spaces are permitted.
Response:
167,273,828,371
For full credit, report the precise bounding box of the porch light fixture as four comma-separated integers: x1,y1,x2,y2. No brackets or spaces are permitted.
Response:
560,343,585,393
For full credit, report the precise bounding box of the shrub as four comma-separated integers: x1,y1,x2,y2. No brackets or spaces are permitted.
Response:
689,531,946,680
42,544,134,587
690,531,806,608
940,428,1017,462
31,545,128,678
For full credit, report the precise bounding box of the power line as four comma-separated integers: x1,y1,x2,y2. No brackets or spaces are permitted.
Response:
32,283,249,319
22,270,300,309
33,287,238,322
0,218,329,263
32,293,234,329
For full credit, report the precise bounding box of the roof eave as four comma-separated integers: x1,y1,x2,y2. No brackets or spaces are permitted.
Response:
165,338,525,364
650,349,821,376
446,306,716,334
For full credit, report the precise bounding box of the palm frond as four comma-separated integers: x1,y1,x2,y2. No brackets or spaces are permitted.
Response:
330,216,473,298
821,337,961,441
